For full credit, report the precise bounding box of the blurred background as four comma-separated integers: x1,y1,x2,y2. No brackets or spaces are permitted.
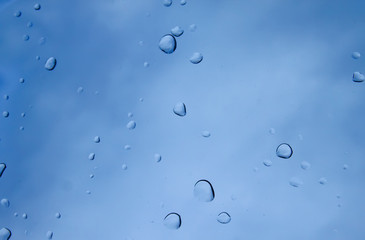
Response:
0,0,365,239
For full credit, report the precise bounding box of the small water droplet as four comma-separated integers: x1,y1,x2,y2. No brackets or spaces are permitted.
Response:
139,98,144,102
22,213,28,219
34,3,41,10
276,143,293,159
36,56,40,61
343,164,348,170
163,213,181,229
21,112,26,117
318,177,327,185
173,102,186,116
1,199,10,208
201,131,211,138
86,190,91,195
298,134,304,140
263,160,272,167
0,228,11,240
0,163,6,178
19,126,24,131
124,145,131,150
143,62,150,68
122,164,128,170
19,78,25,83
194,179,215,202
154,153,162,162
300,161,311,170
45,57,57,71
289,177,303,187
352,72,364,82
2,111,9,118
14,10,21,17
88,153,95,160
352,52,361,59
162,0,172,7
39,37,46,45
180,0,187,5
55,212,61,219
269,128,276,135
189,24,197,32
189,52,203,64
171,26,184,37
159,34,177,54
14,212,18,217
77,87,84,94
127,112,133,118
126,120,136,130
27,22,33,28
46,231,53,239
89,174,94,179
23,35,30,41
217,212,231,224
94,136,100,143
3,95,9,100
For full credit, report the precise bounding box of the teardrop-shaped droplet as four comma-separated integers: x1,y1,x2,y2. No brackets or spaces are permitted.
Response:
201,131,211,138
173,102,186,116
162,0,172,7
154,153,162,162
2,111,9,118
0,163,6,177
0,228,11,240
55,212,61,219
14,10,21,17
171,26,184,37
352,52,361,59
263,160,272,167
1,199,10,208
289,177,302,187
159,34,176,54
319,177,327,185
34,3,41,10
94,136,100,143
276,143,293,159
189,52,203,64
126,120,136,130
352,72,364,82
217,212,231,224
300,161,311,170
46,231,53,239
88,153,95,160
45,57,57,71
163,213,181,229
194,179,215,202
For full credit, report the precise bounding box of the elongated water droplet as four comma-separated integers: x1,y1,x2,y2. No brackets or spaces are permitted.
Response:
352,72,364,82
22,213,28,219
263,160,272,167
34,3,41,10
202,131,210,138
300,161,311,170
46,231,53,239
0,228,11,240
94,136,100,143
1,199,10,208
126,120,136,130
2,111,9,118
154,153,162,162
276,143,293,159
55,212,61,219
171,26,184,37
14,11,21,17
45,57,57,71
352,52,361,59
162,0,172,7
194,179,215,202
19,126,24,131
88,153,95,160
217,212,231,224
163,213,181,229
0,163,6,177
289,177,302,187
319,177,327,185
189,52,203,64
173,102,186,116
159,34,176,54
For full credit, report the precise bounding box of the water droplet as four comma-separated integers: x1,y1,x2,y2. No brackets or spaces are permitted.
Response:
23,35,30,41
94,136,100,143
143,62,149,68
77,87,84,94
300,161,311,170
22,213,28,219
36,56,40,60
263,160,272,167
21,112,26,117
269,128,276,135
45,57,57,71
88,153,95,160
352,52,361,59
138,40,144,46
1,199,10,208
139,98,144,102
189,52,203,64
2,111,9,118
217,212,231,224
0,163,7,178
352,72,364,82
27,22,33,28
3,95,9,100
171,26,184,37
163,213,181,229
19,78,25,83
318,177,327,185
343,164,348,170
39,37,46,45
122,164,128,170
55,212,61,219
46,231,53,239
189,24,197,32
159,34,177,54
127,112,133,118
14,11,21,17
126,120,136,130
289,177,303,187
194,179,215,202
162,0,172,7
34,3,41,10
202,131,211,137
19,126,24,131
276,143,293,159
14,212,18,217
180,0,187,5
173,102,186,116
0,228,11,240
86,190,91,195
124,145,131,150
154,153,162,162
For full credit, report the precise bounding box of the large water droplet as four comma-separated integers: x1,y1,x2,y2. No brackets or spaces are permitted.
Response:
14,11,21,17
0,163,6,177
159,34,176,54
34,3,41,10
201,131,211,138
46,231,53,239
173,102,186,116
217,212,231,224
352,72,364,82
263,160,272,167
319,177,327,185
1,199,10,208
94,136,100,143
289,177,303,187
162,0,172,7
300,161,311,170
352,52,361,59
126,120,136,130
194,179,215,202
2,111,9,118
55,212,61,219
88,153,95,160
276,143,293,159
171,26,184,37
189,52,203,64
154,153,162,162
45,57,57,71
163,213,181,229
0,228,11,240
